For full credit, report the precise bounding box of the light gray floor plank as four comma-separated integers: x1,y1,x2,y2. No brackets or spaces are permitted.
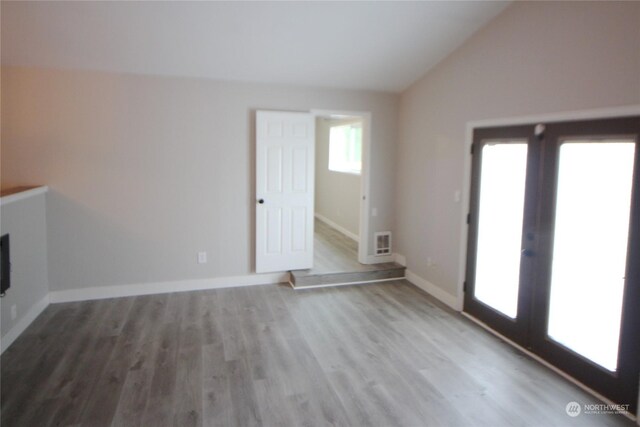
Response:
227,358,262,427
1,281,635,427
141,320,180,426
293,219,403,279
202,344,232,427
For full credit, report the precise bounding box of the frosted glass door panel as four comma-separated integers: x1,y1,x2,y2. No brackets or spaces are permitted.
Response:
547,141,635,371
474,142,528,319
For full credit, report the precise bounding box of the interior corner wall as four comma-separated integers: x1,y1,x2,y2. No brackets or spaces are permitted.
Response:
396,1,640,301
315,118,361,239
1,67,398,292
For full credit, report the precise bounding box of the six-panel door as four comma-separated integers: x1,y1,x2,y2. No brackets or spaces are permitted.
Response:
256,111,315,273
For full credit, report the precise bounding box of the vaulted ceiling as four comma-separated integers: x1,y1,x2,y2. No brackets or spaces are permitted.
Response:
1,1,509,93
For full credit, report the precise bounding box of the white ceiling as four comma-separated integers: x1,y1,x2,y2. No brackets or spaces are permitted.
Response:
1,1,509,93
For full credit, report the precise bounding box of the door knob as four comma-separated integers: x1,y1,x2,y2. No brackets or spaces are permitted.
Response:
521,248,534,257
258,199,264,204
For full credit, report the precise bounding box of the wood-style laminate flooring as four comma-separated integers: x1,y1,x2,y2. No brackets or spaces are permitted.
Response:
311,219,399,275
1,280,634,427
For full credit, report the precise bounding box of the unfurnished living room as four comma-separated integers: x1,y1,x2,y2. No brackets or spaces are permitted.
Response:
1,1,639,426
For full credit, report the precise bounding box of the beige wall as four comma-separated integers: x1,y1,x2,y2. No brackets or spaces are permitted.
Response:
396,1,640,300
315,117,361,238
0,191,49,341
1,67,398,291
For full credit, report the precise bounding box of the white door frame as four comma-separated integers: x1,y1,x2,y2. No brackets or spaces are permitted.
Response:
311,109,371,264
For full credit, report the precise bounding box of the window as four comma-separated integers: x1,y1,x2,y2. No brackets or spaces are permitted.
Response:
328,123,362,174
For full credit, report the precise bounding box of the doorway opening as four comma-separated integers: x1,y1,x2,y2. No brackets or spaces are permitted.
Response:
253,108,404,285
314,113,364,268
288,110,404,287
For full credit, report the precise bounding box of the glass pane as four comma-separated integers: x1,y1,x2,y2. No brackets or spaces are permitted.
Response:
329,123,362,174
474,142,528,318
547,141,635,371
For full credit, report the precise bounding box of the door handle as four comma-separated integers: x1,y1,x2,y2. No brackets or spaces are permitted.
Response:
521,248,534,257
258,199,264,204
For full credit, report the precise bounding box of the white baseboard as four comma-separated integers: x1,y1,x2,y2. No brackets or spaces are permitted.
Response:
1,294,50,354
49,272,290,303
314,213,359,242
405,270,460,311
395,253,407,267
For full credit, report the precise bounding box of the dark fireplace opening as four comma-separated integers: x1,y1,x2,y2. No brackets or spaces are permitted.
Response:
1,234,10,296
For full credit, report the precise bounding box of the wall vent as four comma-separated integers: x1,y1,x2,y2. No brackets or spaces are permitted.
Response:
374,231,392,256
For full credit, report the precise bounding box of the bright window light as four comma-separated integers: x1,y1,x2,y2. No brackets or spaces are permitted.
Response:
547,140,635,371
474,142,528,319
329,123,362,174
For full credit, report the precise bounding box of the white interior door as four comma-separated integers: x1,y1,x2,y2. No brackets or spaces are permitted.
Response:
256,111,315,273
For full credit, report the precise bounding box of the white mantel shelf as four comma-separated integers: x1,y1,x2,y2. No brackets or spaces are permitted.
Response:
0,186,49,206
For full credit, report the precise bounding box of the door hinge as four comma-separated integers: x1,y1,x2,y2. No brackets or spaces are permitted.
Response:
470,143,475,155
463,281,468,292
466,213,471,224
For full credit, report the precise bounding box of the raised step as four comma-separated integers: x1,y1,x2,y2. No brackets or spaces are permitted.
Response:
290,263,406,289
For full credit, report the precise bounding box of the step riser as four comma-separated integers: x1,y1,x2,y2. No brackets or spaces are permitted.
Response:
290,276,403,290
291,268,405,288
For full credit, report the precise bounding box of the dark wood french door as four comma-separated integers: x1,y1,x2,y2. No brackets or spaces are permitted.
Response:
464,116,640,413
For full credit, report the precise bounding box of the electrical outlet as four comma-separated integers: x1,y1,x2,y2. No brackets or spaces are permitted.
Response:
197,251,207,264
10,305,17,320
